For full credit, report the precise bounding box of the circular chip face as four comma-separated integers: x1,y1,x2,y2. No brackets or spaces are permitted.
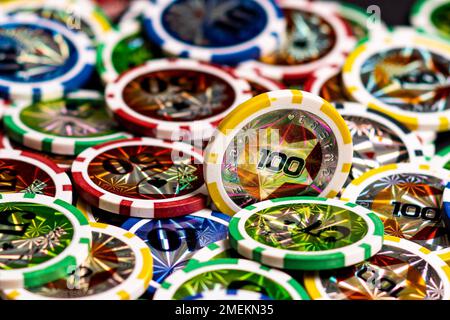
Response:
142,0,285,64
341,163,450,251
0,14,95,101
121,208,230,293
106,58,252,140
153,258,310,300
234,68,285,97
333,102,424,183
0,193,91,289
0,0,112,43
411,0,450,40
204,90,353,215
238,1,355,80
304,236,450,300
229,197,384,270
0,149,72,203
342,28,450,132
1,222,153,300
72,138,208,218
4,90,131,155
185,288,271,300
303,66,352,103
98,19,163,83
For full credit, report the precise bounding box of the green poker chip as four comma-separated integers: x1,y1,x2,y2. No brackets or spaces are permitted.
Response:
229,197,384,270
411,0,450,40
431,145,450,170
153,258,310,300
0,193,91,289
187,240,239,266
3,90,131,156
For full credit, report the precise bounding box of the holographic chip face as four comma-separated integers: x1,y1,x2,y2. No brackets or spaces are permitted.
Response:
344,116,409,180
87,145,204,200
317,243,446,300
26,230,136,298
260,8,336,66
431,3,450,38
122,69,236,122
0,158,56,196
19,98,118,138
0,24,78,83
162,0,268,47
360,48,450,113
355,173,449,251
222,109,339,208
244,203,369,252
0,203,74,270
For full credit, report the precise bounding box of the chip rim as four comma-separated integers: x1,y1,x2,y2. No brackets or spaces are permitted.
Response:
411,0,449,40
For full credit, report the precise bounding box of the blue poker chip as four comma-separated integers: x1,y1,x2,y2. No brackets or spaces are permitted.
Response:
0,14,95,102
121,208,230,294
443,182,450,232
143,0,285,64
184,288,272,300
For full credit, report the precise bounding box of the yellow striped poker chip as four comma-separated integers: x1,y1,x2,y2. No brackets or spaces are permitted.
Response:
342,27,450,132
1,223,153,300
204,89,353,215
341,162,450,252
304,236,450,300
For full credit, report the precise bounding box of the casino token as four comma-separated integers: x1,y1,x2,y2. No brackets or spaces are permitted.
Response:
153,258,310,300
411,0,450,40
342,27,450,132
0,193,91,289
0,149,72,203
98,20,163,83
229,197,384,270
72,137,208,218
431,145,450,170
77,198,129,227
442,182,450,232
121,208,229,293
142,0,285,65
238,0,355,81
204,89,353,215
0,0,112,43
106,58,252,141
234,68,285,97
341,163,450,251
303,66,352,102
188,240,237,265
185,288,271,300
1,222,153,300
4,90,131,156
332,102,424,182
303,235,450,300
0,14,95,102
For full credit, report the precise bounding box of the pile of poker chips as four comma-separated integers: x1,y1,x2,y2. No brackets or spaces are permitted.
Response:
0,0,450,300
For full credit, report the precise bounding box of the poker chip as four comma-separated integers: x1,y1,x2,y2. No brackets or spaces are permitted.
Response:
431,145,450,170
303,65,352,102
303,235,450,300
106,58,252,140
229,197,384,270
153,258,310,300
0,148,73,202
0,193,91,289
341,163,450,251
0,14,96,102
333,102,424,182
444,182,450,236
185,288,271,300
234,68,285,97
188,239,236,265
98,19,163,83
4,90,131,156
142,0,285,65
204,89,353,215
121,208,230,293
411,0,450,40
0,0,112,43
342,27,450,132
1,222,153,300
72,137,208,218
238,0,355,81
